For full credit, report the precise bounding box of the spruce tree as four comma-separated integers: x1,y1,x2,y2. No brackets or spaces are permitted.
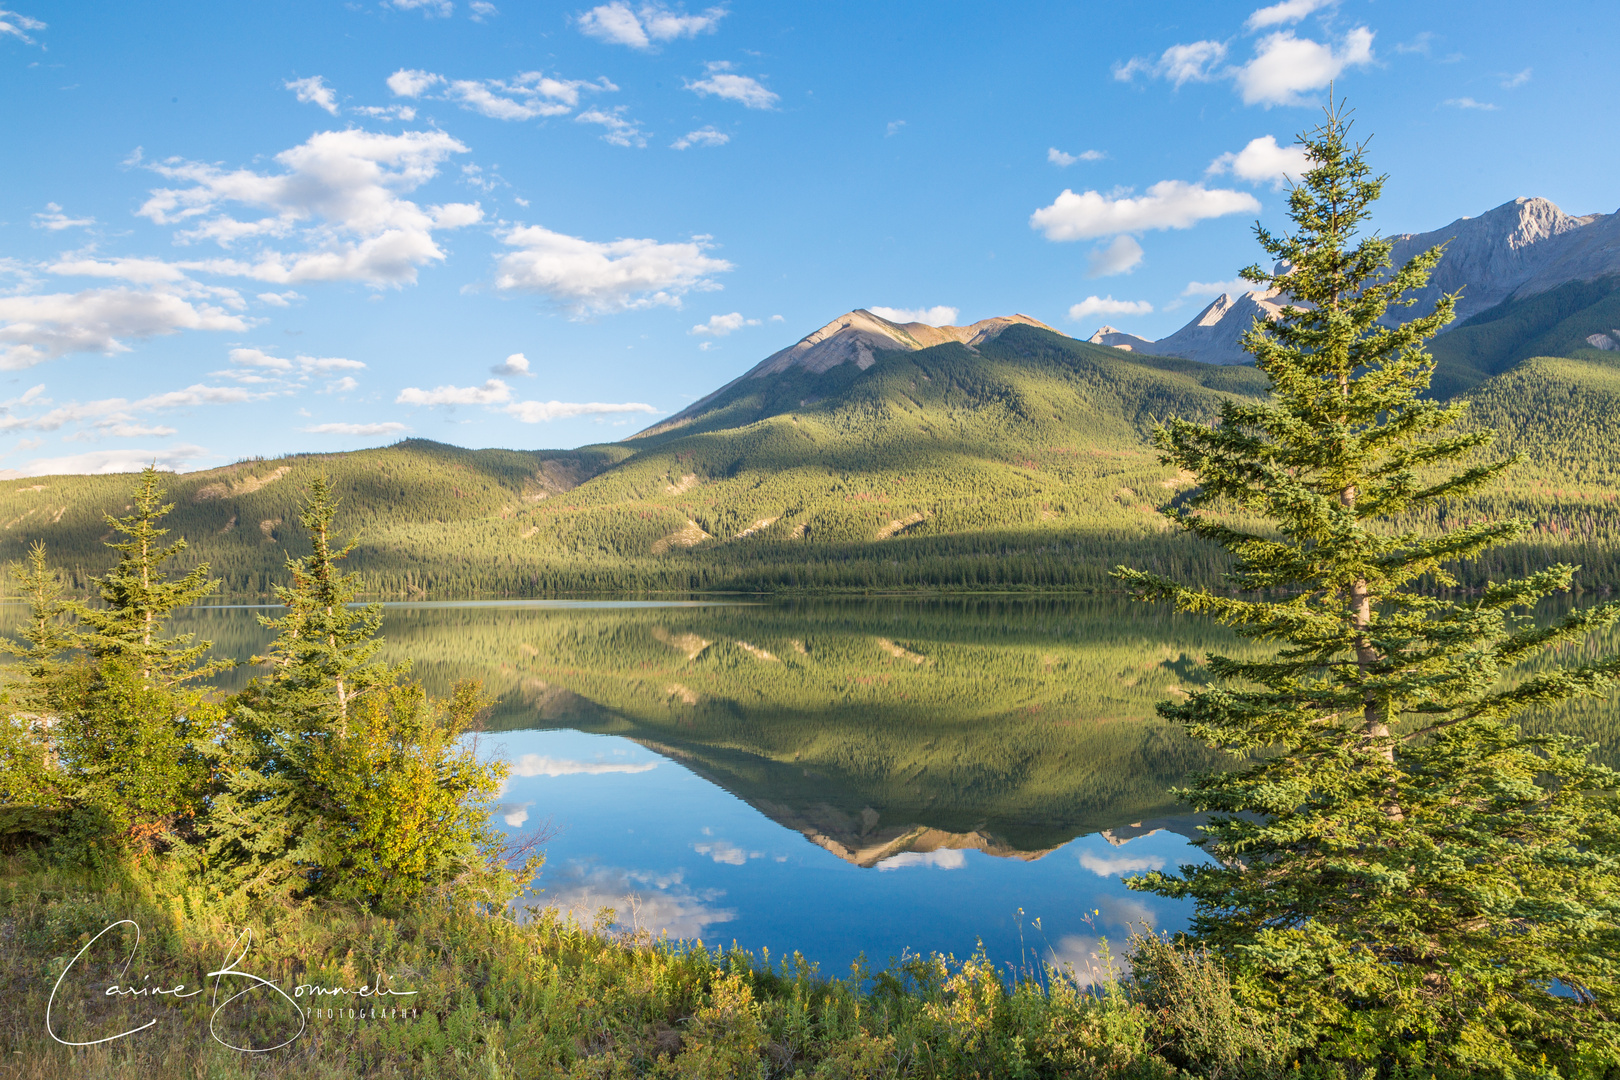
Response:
207,474,401,898
209,475,521,906
71,465,228,686
1117,105,1620,1071
0,543,71,807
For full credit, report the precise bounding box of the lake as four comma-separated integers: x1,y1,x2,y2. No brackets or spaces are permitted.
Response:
146,596,1620,978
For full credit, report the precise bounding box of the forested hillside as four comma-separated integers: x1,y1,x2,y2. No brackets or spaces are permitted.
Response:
4,319,1620,596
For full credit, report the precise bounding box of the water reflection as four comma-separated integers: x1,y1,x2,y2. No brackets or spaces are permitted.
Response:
124,595,1620,970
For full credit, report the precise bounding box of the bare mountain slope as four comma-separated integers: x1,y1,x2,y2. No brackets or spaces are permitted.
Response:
1091,197,1620,368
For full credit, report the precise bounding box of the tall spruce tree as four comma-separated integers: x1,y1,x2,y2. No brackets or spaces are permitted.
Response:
71,465,228,687
1117,105,1620,1071
208,475,520,907
207,474,402,898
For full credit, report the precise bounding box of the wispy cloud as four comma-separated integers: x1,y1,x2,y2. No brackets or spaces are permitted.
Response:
1048,147,1105,167
685,61,778,109
671,126,728,149
285,75,340,115
1068,296,1153,322
576,2,725,50
302,421,408,436
1443,97,1499,111
31,203,96,231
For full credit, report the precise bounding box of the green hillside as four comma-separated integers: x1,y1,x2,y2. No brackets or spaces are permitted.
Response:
0,326,1267,596
1429,274,1620,397
6,319,1620,596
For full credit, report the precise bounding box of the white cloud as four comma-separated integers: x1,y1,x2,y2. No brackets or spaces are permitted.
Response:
689,311,758,336
0,7,45,46
225,348,365,378
876,849,968,871
685,62,778,109
491,352,534,376
1245,0,1333,31
1207,134,1310,188
31,203,95,231
387,69,445,97
576,106,647,147
0,288,250,369
438,72,611,121
504,399,658,423
1114,40,1228,87
285,75,340,115
886,120,906,137
577,2,725,50
0,383,264,442
352,104,418,121
396,378,513,406
1086,235,1144,277
1443,97,1499,111
322,376,359,394
1077,849,1166,877
1048,147,1105,167
1068,296,1153,322
868,305,959,326
302,421,409,436
137,129,480,287
1183,277,1255,298
46,256,188,284
255,290,304,307
469,1,498,19
387,0,452,15
1031,181,1260,241
1501,67,1531,89
494,225,731,315
508,754,658,777
0,443,207,479
671,126,728,149
692,838,761,865
1235,28,1375,107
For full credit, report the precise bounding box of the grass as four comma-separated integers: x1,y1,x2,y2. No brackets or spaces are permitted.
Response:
0,852,1321,1079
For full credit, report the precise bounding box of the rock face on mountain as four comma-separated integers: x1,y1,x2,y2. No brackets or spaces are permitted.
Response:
1386,197,1607,323
1087,325,1155,351
634,309,1058,439
1112,197,1620,366
1148,289,1289,365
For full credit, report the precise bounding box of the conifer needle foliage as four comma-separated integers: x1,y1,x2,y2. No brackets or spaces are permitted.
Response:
1116,104,1620,1071
207,474,523,907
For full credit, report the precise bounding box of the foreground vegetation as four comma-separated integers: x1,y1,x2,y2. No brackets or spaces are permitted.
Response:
0,852,1527,1080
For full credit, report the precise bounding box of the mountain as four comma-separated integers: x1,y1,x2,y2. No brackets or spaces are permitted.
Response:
1086,325,1155,351
637,309,1056,440
1146,289,1288,366
9,292,1620,599
1099,197,1620,374
0,318,1271,597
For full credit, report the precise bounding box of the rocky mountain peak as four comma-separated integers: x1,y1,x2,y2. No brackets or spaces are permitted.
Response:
631,309,1062,440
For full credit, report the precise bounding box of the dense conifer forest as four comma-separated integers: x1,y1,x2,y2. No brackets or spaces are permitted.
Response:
3,324,1620,596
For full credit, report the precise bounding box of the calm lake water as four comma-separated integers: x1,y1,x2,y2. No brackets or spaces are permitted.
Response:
128,597,1620,977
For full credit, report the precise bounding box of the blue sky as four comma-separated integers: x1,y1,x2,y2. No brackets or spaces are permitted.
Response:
1,0,1614,475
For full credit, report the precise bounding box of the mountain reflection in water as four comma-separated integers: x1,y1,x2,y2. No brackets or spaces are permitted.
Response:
144,596,1620,968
